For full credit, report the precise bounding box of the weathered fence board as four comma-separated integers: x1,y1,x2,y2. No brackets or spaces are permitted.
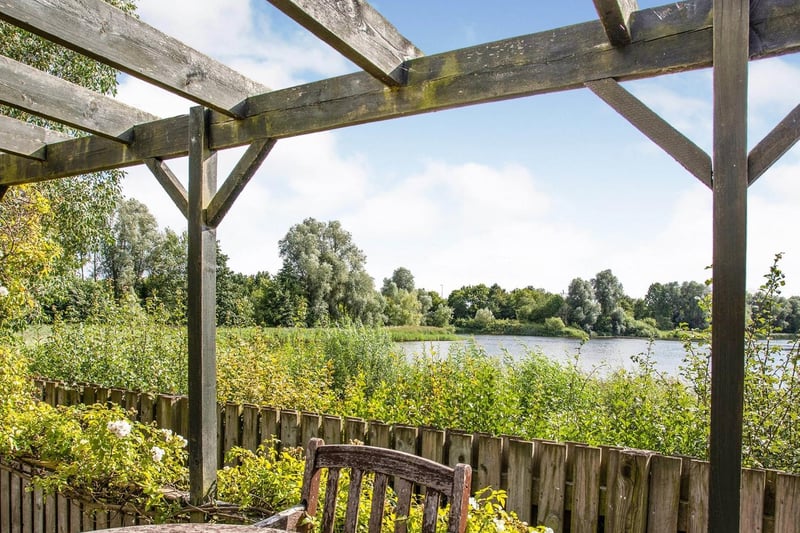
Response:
774,472,800,533
476,434,502,492
507,440,533,523
647,455,681,533
740,468,766,533
605,450,651,533
570,445,601,533
537,442,566,533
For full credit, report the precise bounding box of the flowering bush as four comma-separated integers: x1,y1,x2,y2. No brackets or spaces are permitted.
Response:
0,349,188,519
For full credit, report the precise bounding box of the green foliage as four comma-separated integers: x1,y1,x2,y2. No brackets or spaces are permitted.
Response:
278,218,382,326
383,326,458,342
217,443,305,516
25,296,188,394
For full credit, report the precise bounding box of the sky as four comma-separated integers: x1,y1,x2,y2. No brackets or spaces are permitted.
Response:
116,0,800,299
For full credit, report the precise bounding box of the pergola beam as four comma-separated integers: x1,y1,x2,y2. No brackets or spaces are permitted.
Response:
266,0,422,85
748,103,800,185
0,55,157,141
0,0,268,117
144,158,189,219
1,0,799,186
585,78,711,187
206,138,277,228
0,115,71,159
593,0,638,46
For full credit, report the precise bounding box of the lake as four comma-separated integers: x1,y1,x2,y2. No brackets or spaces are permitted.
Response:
396,335,698,377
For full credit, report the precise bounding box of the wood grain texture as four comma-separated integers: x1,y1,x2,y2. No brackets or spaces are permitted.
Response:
710,0,749,531
205,139,276,228
593,0,638,45
739,469,765,533
0,115,71,160
585,78,712,187
506,440,533,523
0,54,156,140
186,106,218,509
144,159,188,219
774,473,800,533
537,442,566,533
570,445,600,533
3,0,800,186
605,450,651,533
748,102,800,184
646,455,681,533
266,0,422,85
0,0,267,116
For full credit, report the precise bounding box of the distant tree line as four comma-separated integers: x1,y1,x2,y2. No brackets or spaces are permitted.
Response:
13,198,800,336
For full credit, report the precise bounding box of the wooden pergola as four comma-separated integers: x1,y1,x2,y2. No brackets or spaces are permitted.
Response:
1,0,799,530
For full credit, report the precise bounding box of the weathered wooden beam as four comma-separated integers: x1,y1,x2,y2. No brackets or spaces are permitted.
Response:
585,78,711,187
0,115,71,159
186,106,218,511
0,55,157,141
1,0,799,185
266,0,422,85
205,138,276,228
748,103,800,185
0,0,267,117
593,0,638,46
144,158,189,219
710,0,749,531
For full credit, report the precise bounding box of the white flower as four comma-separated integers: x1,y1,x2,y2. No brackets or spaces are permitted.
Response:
493,519,505,532
544,528,554,533
151,446,165,462
107,420,132,438
177,435,188,448
0,286,9,297
469,497,479,510
160,428,173,439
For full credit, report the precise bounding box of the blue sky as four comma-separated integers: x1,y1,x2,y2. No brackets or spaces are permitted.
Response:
118,0,800,298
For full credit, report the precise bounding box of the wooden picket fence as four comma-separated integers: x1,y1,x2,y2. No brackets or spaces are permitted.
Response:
2,379,799,533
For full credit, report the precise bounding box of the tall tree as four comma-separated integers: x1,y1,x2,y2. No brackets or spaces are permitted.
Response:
592,269,627,334
448,284,491,320
278,218,381,326
565,278,600,332
100,199,161,299
0,1,136,274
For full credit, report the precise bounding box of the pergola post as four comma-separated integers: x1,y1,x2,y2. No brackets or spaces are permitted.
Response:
186,106,218,514
710,0,748,530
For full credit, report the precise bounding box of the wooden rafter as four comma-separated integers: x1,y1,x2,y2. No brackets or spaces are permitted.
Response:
0,0,268,117
585,78,711,187
0,115,71,159
266,0,422,85
0,54,157,141
1,0,798,187
748,103,800,185
593,0,638,46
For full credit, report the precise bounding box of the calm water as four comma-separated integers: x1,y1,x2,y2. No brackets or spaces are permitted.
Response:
396,335,696,377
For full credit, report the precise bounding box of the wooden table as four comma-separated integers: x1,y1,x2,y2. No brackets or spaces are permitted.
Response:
94,525,286,533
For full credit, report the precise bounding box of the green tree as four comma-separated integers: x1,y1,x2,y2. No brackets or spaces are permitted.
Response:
100,199,161,300
448,284,491,320
564,278,600,332
384,267,415,293
277,218,381,326
0,1,135,275
592,269,626,335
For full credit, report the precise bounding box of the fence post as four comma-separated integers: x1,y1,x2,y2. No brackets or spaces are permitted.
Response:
344,417,367,444
280,409,300,449
301,412,321,448
223,403,242,465
536,442,566,533
260,407,279,447
420,427,445,465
